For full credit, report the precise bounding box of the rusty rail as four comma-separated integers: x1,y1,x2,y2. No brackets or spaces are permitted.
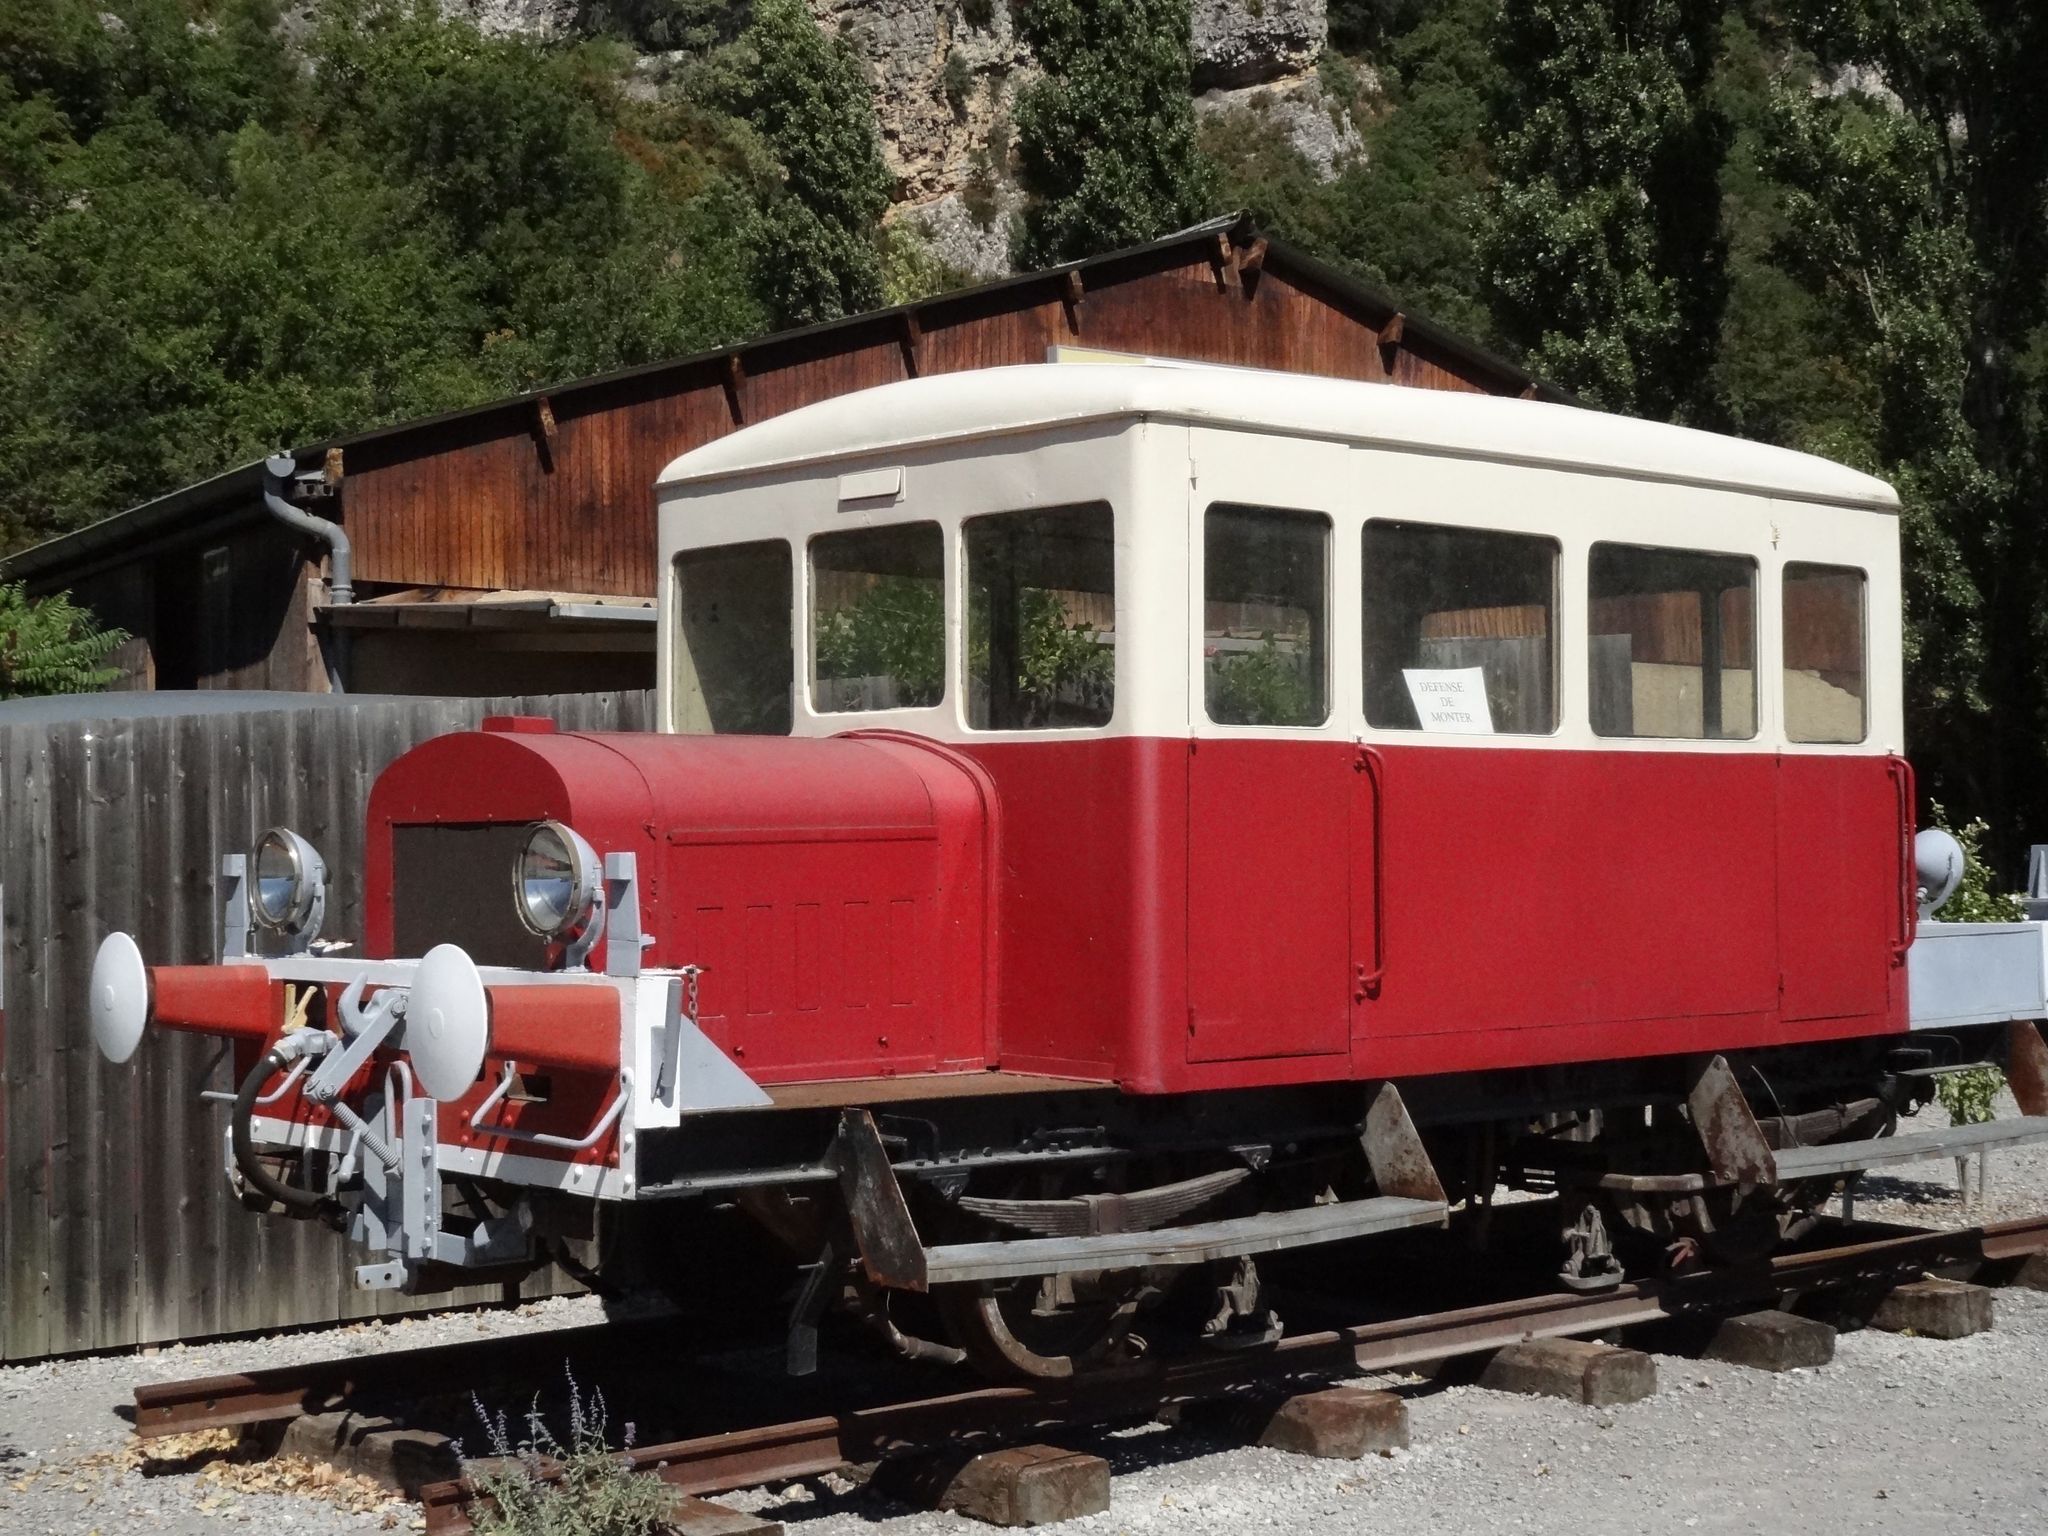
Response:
131,1313,702,1440
413,1214,2048,1534
126,1213,2047,1533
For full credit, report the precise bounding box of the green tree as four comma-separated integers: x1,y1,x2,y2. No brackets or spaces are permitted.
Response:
1011,0,1212,267
1205,0,1504,343
813,578,945,707
698,0,892,325
1482,0,1729,417
1702,9,1868,451
0,581,125,697
1338,0,1503,341
1763,3,2048,859
0,0,770,552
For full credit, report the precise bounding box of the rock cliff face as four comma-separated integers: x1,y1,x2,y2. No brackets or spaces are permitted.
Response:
815,1,1337,204
1190,0,1325,91
813,1,1349,276
809,0,1033,207
444,0,580,40
441,0,1353,277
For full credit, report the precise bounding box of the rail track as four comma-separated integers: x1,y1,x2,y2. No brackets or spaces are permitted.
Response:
128,1214,2048,1534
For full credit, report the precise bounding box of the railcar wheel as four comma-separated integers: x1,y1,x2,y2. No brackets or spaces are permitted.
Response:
1605,1181,1829,1271
936,1273,1144,1380
1686,1182,1829,1266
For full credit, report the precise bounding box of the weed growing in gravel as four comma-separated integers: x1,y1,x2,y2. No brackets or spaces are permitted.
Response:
462,1368,674,1536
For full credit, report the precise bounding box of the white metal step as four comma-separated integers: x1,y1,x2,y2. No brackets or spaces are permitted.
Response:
1774,1115,2048,1181
922,1195,1449,1286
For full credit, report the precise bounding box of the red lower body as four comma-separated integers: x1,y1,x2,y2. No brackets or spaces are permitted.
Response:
962,738,1910,1094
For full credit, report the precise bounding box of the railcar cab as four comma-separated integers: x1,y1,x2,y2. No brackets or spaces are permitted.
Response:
655,360,1910,1096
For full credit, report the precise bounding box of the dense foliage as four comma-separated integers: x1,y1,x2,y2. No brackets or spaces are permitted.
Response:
0,0,890,551
0,581,127,697
1011,0,1212,266
1482,0,1726,418
4,0,2047,863
698,0,892,323
1206,0,2048,867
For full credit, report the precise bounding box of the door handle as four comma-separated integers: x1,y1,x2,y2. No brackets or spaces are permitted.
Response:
1357,745,1386,1000
1888,756,1916,964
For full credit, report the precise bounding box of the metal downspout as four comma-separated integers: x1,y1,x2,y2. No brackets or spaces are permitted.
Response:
262,453,352,692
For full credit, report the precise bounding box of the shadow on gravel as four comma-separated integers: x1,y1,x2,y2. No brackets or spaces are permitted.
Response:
740,1417,1276,1527
1853,1173,1964,1208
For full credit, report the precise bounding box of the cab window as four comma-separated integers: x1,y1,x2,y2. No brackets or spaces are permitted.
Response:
1363,520,1558,735
1203,505,1331,727
810,523,945,713
1783,563,1867,743
964,503,1115,730
1589,543,1757,740
672,540,792,734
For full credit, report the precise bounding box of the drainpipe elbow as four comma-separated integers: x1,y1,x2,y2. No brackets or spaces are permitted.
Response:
262,453,353,605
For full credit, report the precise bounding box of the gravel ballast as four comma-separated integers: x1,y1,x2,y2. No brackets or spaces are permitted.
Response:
2,1120,2043,1536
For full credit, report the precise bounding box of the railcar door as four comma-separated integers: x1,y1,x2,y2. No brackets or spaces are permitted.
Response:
1348,485,1781,1059
1351,513,1573,1048
1185,493,1353,1066
1775,559,1900,1022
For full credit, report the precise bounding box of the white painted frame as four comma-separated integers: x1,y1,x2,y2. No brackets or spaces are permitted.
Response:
655,391,1903,759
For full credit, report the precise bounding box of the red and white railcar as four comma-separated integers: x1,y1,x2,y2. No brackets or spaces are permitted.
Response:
89,362,2048,1373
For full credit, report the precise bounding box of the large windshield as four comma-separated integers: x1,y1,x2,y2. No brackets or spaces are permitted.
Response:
671,540,793,734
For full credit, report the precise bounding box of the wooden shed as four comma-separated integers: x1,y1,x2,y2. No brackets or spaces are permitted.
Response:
2,216,1564,696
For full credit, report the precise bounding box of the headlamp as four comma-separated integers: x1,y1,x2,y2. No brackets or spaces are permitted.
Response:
515,820,602,940
251,827,326,938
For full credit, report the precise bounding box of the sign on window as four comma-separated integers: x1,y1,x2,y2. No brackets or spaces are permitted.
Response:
1402,666,1495,734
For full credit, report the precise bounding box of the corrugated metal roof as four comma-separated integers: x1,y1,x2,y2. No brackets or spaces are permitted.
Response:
1,216,1565,585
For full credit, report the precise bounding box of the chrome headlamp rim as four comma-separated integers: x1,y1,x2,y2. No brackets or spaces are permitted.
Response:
513,819,602,940
251,826,323,934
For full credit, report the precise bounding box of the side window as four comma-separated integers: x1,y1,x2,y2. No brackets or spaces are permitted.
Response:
1362,520,1558,735
964,503,1115,730
1784,563,1867,743
672,541,792,734
810,523,945,712
1589,543,1757,740
1203,504,1331,727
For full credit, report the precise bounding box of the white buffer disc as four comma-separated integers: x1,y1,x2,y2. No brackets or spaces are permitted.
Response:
90,931,150,1065
407,943,489,1102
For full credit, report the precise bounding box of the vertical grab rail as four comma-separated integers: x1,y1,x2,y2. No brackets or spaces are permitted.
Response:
1888,755,1917,964
1356,745,1387,1000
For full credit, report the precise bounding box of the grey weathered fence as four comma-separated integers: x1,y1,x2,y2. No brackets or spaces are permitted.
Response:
0,689,653,1361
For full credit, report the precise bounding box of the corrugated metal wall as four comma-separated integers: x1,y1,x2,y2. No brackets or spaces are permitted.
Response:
0,690,653,1361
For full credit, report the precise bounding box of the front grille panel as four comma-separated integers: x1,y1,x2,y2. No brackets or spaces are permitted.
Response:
393,823,551,968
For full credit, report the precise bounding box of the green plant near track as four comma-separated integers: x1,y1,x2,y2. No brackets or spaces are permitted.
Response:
1923,803,2019,1125
464,1370,675,1536
1936,1066,2003,1127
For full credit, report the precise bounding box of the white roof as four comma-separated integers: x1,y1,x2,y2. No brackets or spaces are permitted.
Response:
657,361,1899,512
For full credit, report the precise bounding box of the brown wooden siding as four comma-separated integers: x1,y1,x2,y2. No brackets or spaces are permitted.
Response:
341,254,1515,600
70,527,325,692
